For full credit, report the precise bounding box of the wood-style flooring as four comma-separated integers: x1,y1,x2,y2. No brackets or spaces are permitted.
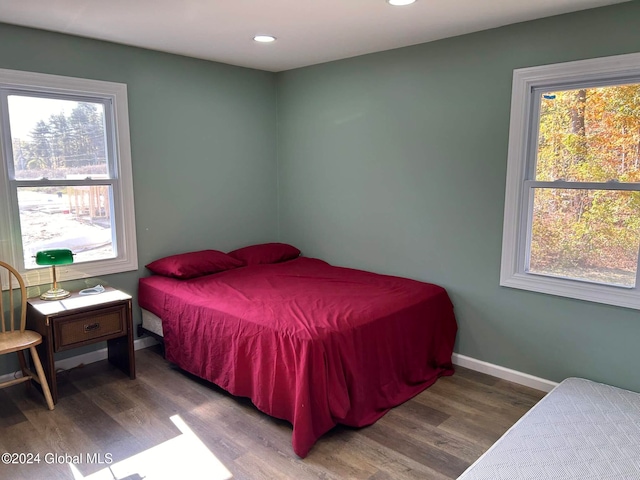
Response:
0,345,545,480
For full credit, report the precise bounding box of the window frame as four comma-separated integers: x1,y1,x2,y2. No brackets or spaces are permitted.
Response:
0,68,137,288
500,52,640,310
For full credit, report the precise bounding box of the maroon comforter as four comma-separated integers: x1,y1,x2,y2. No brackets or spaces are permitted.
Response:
138,257,457,457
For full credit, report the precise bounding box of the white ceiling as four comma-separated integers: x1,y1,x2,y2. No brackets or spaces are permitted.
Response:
0,0,630,72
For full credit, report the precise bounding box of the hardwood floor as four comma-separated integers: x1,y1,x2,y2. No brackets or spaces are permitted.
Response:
0,346,545,480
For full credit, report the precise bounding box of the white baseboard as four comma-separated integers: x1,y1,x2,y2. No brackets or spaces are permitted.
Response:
3,341,556,394
0,336,158,384
452,353,558,393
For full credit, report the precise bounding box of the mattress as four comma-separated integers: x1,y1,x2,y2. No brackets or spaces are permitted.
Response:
138,256,457,457
458,377,640,479
141,308,164,337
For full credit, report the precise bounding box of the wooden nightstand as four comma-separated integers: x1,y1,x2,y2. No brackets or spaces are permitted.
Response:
26,287,135,404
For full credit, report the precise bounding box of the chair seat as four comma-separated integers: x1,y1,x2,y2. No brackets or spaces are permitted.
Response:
0,330,43,355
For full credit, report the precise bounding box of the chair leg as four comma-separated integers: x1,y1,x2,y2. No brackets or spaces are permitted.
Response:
17,350,28,374
17,351,30,391
29,346,54,411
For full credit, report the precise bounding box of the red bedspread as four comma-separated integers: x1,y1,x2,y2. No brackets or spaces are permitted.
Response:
138,257,457,457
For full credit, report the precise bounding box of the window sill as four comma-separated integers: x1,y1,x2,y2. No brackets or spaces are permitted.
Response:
500,271,640,310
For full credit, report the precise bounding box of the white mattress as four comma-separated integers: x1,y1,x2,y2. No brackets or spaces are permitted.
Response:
141,308,164,337
458,377,640,479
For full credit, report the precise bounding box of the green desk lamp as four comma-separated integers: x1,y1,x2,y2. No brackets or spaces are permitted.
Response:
35,248,74,300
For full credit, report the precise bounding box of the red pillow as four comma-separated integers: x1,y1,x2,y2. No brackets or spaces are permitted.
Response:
228,243,300,265
145,249,244,279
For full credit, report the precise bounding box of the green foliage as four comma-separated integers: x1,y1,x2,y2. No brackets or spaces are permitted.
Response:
11,101,107,178
531,83,640,284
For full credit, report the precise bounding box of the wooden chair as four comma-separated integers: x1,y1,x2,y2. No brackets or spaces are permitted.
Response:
0,261,54,410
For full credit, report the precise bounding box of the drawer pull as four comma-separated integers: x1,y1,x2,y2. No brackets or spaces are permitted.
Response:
84,322,100,333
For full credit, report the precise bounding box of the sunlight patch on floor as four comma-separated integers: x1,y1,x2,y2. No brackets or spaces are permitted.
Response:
69,415,233,480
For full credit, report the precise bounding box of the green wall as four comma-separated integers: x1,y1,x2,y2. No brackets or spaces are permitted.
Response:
0,23,278,375
276,2,640,391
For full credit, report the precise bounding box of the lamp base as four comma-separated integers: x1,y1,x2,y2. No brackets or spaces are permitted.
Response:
40,288,71,301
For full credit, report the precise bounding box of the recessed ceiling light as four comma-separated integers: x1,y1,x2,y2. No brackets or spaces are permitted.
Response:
253,35,276,43
387,0,416,5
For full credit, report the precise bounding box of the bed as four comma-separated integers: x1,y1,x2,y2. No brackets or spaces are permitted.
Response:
458,377,640,479
137,244,458,457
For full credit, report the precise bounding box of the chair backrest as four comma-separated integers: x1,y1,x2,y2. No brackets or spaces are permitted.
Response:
0,261,27,334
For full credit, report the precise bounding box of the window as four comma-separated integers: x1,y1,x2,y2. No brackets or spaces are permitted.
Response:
500,53,640,309
0,69,137,287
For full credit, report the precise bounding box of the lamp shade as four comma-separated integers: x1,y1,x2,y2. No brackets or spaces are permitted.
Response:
35,249,74,266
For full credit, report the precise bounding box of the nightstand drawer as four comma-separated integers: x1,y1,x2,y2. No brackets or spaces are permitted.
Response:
54,304,127,351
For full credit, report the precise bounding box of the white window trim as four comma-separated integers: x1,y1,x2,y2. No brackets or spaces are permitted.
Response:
500,52,640,310
0,68,137,287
